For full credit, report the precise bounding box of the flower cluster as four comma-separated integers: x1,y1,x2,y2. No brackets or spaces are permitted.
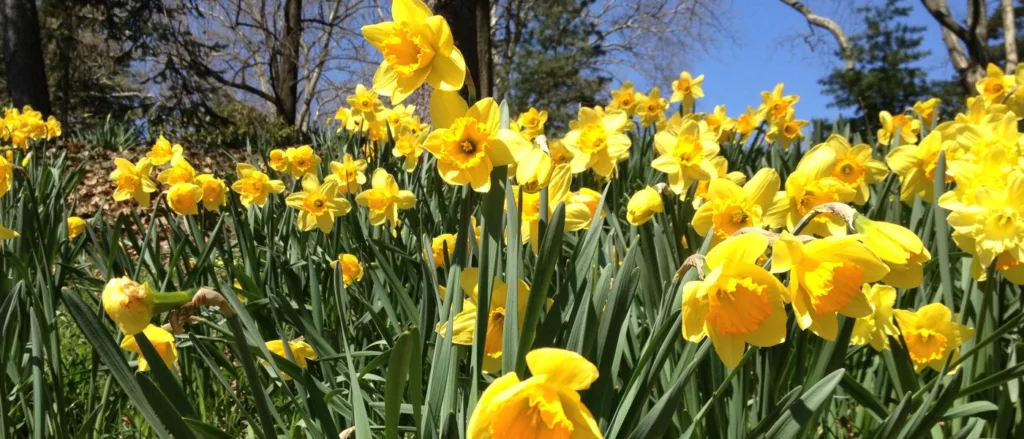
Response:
1,106,61,150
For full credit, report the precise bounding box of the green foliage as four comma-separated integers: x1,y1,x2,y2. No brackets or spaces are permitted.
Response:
70,114,142,151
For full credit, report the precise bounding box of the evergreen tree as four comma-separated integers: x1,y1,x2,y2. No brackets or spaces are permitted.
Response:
819,0,933,132
494,0,609,132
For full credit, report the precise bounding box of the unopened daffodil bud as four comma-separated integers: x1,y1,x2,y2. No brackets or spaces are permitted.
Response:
626,186,664,225
516,148,553,194
67,216,87,239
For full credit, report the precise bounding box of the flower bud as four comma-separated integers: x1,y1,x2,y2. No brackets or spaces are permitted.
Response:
626,186,664,225
67,216,87,239
102,277,156,335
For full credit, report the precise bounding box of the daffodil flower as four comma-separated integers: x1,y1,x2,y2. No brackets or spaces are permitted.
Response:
355,168,416,227
894,303,974,373
120,325,178,372
110,157,157,207
286,175,352,233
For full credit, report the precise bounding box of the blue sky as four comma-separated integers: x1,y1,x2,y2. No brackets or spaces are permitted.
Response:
620,0,963,120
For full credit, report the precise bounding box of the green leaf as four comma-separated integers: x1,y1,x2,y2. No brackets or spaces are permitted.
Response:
765,368,845,438
839,373,887,421
184,419,235,439
515,202,565,375
60,290,172,439
942,401,997,420
385,329,415,439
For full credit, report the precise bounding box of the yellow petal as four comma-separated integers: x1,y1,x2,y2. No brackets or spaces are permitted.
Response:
430,90,469,130
525,348,599,391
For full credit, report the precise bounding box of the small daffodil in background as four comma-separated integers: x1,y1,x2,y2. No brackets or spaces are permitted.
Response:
326,154,368,194
692,168,782,246
877,110,920,146
157,154,196,186
356,168,416,228
850,284,898,351
110,158,157,207
286,175,351,233
626,186,663,226
332,253,364,286
166,182,204,216
231,163,285,208
514,165,592,253
146,135,182,166
67,216,87,239
894,303,974,373
195,174,228,211
671,71,705,110
468,348,601,438
515,107,548,141
430,234,457,267
651,117,721,197
0,154,12,198
682,233,788,369
264,339,318,380
119,325,178,372
563,107,632,178
886,130,960,203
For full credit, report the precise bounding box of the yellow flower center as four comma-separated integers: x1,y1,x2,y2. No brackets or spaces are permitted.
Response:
117,174,139,192
491,385,574,439
676,79,691,94
783,122,800,138
797,180,840,216
712,203,759,240
522,194,541,222
923,154,955,184
364,189,391,212
443,117,491,169
673,135,703,166
577,123,608,154
294,157,311,171
707,277,771,336
834,158,865,186
904,329,948,364
396,137,417,156
523,114,539,128
383,22,435,77
202,181,221,201
619,95,633,107
303,193,330,215
984,79,1005,97
240,178,264,196
801,261,864,314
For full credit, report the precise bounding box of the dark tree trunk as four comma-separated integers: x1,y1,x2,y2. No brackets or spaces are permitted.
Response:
1,0,52,116
433,0,492,99
276,0,301,125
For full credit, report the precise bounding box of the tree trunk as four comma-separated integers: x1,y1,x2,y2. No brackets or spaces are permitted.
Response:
1,0,52,116
1002,0,1018,74
474,0,493,98
276,0,301,125
434,0,485,99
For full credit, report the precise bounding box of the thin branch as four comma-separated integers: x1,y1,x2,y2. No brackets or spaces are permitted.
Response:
778,0,854,69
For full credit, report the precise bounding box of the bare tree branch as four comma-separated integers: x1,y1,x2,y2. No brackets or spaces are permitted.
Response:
1002,0,1018,73
778,0,854,69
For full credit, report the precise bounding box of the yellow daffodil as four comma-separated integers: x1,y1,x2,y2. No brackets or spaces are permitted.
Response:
682,233,788,369
110,157,157,207
955,233,1024,285
67,216,86,239
167,182,204,216
425,95,531,192
877,111,920,146
157,154,196,186
671,71,705,109
264,339,317,380
438,267,532,374
286,175,352,233
771,232,889,340
392,127,427,172
652,118,720,195
430,234,456,267
734,105,762,142
268,149,290,174
692,156,747,207
195,174,228,211
548,138,574,167
285,145,321,178
515,147,553,193
563,107,631,178
853,215,931,289
120,324,178,372
326,154,368,194
913,97,941,127
347,84,384,120
626,186,663,225
886,130,961,202
976,63,1016,104
944,171,1024,270
636,86,668,127
704,105,736,143
693,168,781,246
765,108,807,150
810,135,889,205
0,224,20,242
759,83,799,123
334,106,352,127
608,81,642,116
147,135,182,166
102,277,156,335
332,253,364,286
0,154,12,198
361,0,466,103
231,163,285,208
515,165,592,253
356,168,416,227
894,303,974,373
570,188,603,223
383,104,417,133
468,348,601,438
850,284,898,351
767,146,856,237
515,107,548,141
